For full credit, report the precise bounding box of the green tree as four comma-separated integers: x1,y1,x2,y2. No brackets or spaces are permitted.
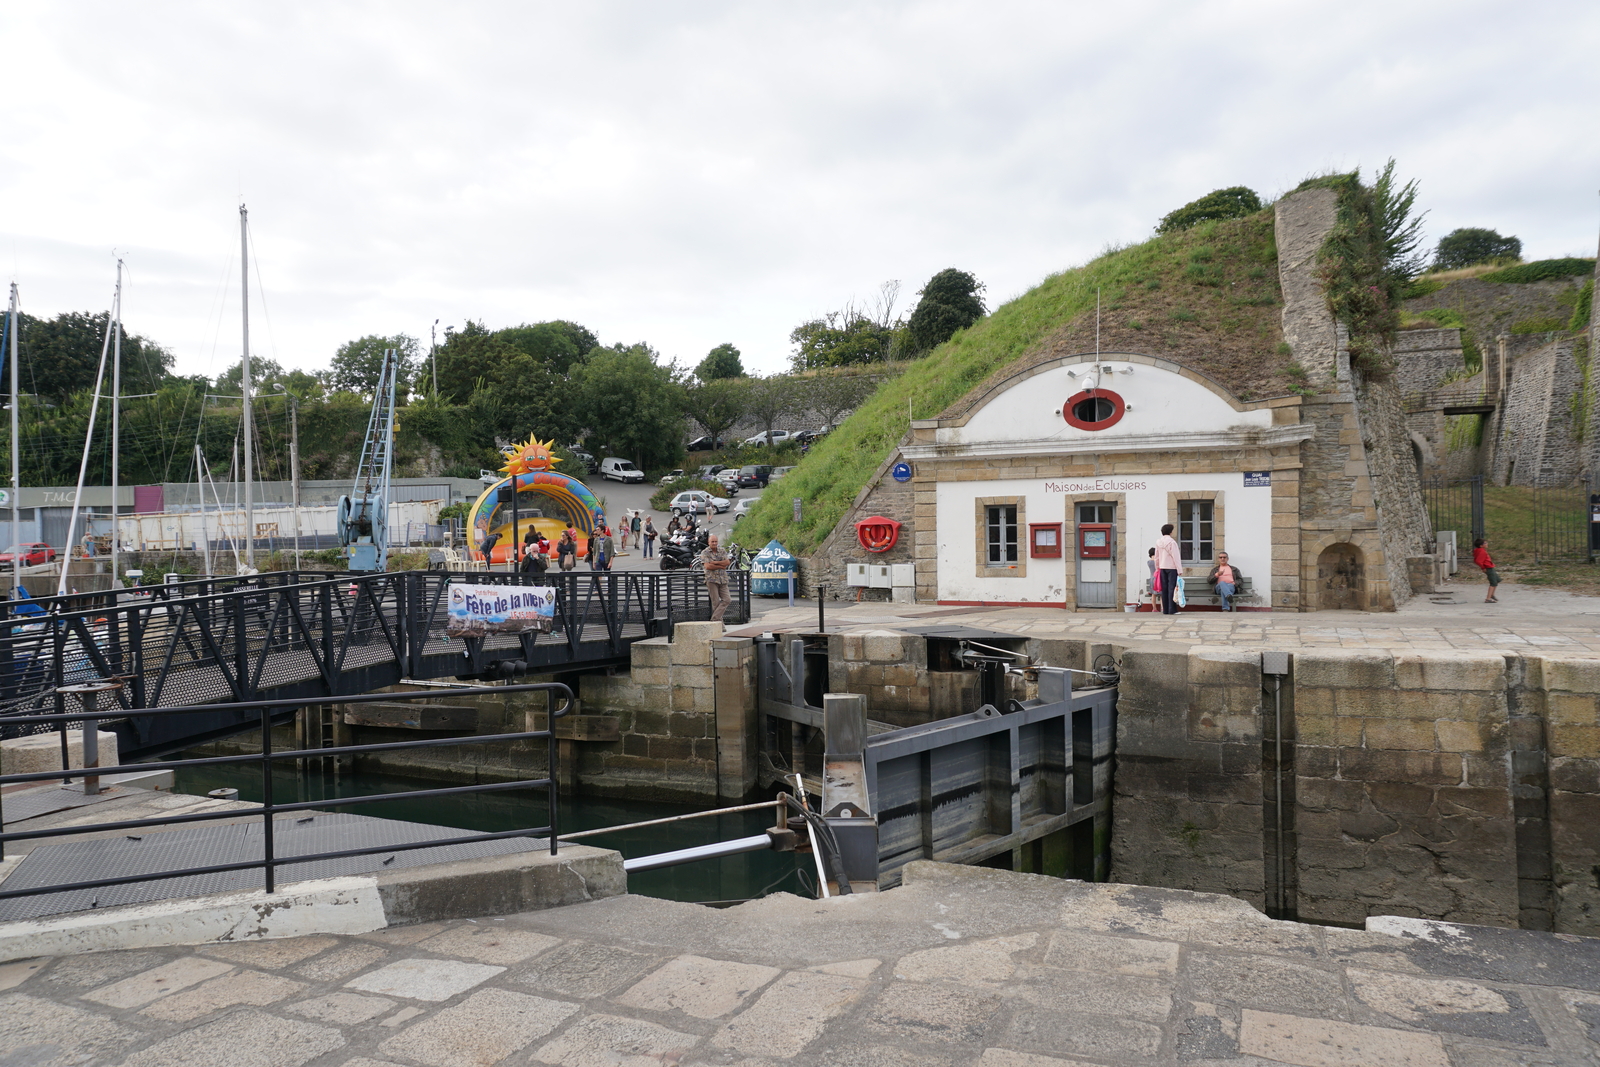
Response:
570,344,687,469
1157,186,1263,233
14,310,174,402
745,375,801,446
1372,159,1427,283
329,334,420,395
213,356,285,396
475,354,580,446
803,371,880,429
789,315,897,369
495,320,598,374
434,321,513,402
696,343,746,380
905,269,985,355
684,377,749,446
1431,228,1522,272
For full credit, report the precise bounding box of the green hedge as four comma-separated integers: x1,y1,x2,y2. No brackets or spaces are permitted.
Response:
1480,258,1595,284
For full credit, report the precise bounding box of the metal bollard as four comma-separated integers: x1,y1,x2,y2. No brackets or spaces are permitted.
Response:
58,680,123,796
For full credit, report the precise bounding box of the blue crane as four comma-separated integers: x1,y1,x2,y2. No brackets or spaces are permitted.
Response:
338,349,400,573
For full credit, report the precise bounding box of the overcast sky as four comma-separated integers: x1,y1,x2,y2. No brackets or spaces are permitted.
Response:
4,2,1598,381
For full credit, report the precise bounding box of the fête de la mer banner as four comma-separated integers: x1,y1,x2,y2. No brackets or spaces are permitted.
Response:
446,583,556,637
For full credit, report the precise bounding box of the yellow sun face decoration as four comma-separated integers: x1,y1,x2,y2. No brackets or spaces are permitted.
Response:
501,436,557,477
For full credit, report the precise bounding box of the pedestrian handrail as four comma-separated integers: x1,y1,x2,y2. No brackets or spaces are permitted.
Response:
0,569,751,759
0,684,572,905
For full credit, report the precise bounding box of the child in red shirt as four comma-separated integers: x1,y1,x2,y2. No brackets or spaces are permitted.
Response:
1471,538,1499,604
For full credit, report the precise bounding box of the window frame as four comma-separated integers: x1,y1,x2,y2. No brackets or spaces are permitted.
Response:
974,495,1027,577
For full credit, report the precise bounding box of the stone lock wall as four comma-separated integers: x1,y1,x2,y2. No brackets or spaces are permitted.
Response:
826,630,981,728
1491,336,1586,486
1110,644,1600,936
576,622,759,802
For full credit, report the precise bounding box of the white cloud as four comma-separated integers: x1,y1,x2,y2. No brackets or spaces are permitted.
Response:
2,0,1597,379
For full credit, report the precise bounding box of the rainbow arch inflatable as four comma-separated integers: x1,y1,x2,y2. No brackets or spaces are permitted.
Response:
467,469,606,564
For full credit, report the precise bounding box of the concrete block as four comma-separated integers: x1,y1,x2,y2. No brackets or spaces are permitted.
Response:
670,686,715,714
631,666,670,687
1,731,120,776
1435,720,1487,753
1296,714,1363,748
864,630,911,663
1546,693,1599,727
630,639,671,669
1536,656,1600,695
1187,647,1262,688
1550,724,1600,760
1394,652,1506,693
668,712,710,738
1362,719,1436,751
1295,651,1396,690
671,665,714,690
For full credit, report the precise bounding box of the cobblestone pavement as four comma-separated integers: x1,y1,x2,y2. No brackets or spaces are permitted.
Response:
3,863,1597,1066
745,578,1600,656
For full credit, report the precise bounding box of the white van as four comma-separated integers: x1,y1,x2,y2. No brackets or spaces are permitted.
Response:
599,457,646,483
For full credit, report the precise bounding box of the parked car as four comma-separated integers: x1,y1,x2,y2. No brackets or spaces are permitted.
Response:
658,469,688,486
668,490,730,516
568,447,597,472
793,428,831,445
685,435,724,452
736,464,772,489
732,496,761,522
743,429,793,446
695,464,726,479
478,468,501,484
715,469,743,494
768,466,796,482
0,543,57,566
599,457,646,483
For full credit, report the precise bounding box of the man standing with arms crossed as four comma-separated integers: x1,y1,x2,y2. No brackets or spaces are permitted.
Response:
702,533,732,622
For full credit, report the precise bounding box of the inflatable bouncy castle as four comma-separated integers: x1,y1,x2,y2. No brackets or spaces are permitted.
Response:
467,437,606,564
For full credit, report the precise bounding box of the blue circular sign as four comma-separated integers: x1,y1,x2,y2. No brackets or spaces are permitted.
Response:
891,462,913,483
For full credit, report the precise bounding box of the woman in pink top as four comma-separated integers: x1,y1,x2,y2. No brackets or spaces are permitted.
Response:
1153,524,1182,615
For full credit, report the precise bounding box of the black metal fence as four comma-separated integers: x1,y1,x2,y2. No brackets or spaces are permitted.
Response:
0,569,751,759
1532,474,1597,563
1423,474,1485,546
0,685,570,907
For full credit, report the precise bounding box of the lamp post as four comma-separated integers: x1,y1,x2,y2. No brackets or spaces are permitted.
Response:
271,384,301,570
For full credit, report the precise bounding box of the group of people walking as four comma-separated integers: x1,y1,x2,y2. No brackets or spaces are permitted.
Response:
503,513,665,575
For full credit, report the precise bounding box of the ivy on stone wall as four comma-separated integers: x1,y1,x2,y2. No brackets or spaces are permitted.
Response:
1571,337,1593,443
1295,162,1425,379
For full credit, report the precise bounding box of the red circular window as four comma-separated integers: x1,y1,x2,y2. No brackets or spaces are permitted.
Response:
1062,389,1126,430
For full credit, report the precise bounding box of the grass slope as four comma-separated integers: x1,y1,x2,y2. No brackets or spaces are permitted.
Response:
735,211,1290,557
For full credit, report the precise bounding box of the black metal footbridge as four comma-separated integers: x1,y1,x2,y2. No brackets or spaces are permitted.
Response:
0,569,750,760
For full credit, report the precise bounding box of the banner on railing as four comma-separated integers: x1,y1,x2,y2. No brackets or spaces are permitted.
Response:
446,582,556,637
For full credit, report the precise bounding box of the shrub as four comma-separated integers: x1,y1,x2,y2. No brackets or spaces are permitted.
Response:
1430,228,1522,271
1571,280,1594,332
1157,187,1263,234
1480,258,1595,284
1510,316,1567,334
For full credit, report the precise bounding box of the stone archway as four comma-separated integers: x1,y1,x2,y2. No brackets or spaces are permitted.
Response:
1317,543,1364,610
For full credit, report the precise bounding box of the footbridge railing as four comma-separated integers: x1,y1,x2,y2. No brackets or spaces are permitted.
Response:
0,569,750,759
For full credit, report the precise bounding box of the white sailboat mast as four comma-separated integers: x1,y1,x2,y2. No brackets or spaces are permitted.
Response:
56,262,118,596
110,264,123,590
8,282,19,596
240,204,255,571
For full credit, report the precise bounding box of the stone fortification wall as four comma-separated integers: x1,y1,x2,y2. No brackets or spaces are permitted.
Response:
799,445,918,601
1275,188,1342,387
1350,369,1433,604
1491,337,1585,486
1108,642,1599,935
1393,328,1474,479
1404,275,1588,347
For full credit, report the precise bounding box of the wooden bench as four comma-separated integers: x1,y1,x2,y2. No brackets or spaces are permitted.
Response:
1142,575,1259,610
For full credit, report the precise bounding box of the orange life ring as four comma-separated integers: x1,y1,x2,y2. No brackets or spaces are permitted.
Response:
855,516,901,553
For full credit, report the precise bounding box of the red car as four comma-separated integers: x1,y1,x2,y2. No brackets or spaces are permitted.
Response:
0,543,57,565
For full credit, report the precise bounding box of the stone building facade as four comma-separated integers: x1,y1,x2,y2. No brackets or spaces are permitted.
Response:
807,188,1436,612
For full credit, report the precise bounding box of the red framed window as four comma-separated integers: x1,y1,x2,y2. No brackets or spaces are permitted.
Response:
1029,522,1063,558
1062,388,1126,431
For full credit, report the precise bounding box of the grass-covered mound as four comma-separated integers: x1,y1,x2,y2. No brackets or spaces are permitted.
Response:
735,210,1293,556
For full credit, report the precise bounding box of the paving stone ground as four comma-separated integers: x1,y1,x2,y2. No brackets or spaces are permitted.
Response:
3,862,1596,1066
743,577,1600,656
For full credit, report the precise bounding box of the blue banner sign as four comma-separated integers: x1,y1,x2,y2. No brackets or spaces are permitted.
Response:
1243,471,1271,487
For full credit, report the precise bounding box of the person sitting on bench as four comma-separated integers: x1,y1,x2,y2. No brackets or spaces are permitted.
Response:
1207,552,1242,612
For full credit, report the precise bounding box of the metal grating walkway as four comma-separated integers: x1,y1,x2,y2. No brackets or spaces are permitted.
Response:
0,811,549,922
